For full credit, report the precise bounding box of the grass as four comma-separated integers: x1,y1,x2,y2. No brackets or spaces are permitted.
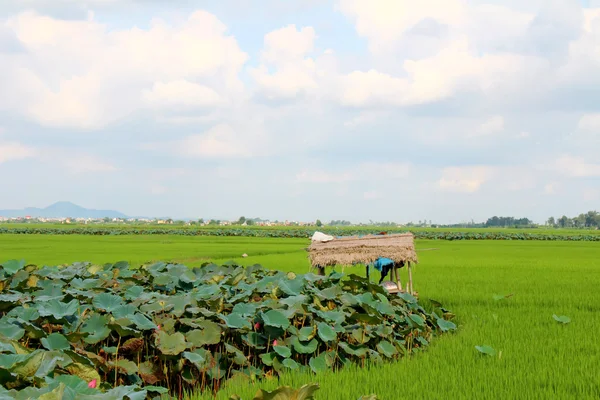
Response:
2,235,600,399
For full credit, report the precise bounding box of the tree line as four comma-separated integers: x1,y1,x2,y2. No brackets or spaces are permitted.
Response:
546,211,600,228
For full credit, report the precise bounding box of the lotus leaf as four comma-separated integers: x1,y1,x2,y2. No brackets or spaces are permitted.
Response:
155,331,187,355
186,321,222,346
41,334,70,351
37,299,80,320
316,322,337,343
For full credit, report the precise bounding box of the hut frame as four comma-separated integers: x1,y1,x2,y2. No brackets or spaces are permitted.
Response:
306,233,418,295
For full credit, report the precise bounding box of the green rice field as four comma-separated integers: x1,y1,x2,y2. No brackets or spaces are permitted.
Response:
1,234,599,399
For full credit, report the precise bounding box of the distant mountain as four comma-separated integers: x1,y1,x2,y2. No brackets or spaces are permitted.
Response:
0,201,128,219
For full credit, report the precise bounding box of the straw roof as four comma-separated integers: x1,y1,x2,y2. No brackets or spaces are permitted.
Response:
307,233,418,267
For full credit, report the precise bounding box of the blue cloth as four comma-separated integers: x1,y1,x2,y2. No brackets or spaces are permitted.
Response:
369,257,394,272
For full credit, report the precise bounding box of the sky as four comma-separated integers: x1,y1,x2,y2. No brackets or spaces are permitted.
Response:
0,0,599,224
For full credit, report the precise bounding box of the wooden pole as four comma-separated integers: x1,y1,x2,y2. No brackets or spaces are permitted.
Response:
394,265,402,291
408,262,413,295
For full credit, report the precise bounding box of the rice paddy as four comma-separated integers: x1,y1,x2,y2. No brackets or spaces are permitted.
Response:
1,234,599,399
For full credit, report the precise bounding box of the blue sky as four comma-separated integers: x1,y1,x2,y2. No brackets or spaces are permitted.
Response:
0,0,599,224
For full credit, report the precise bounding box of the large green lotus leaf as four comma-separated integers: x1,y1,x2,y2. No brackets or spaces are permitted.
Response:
1,259,25,276
0,321,25,341
397,292,418,303
9,270,29,289
351,327,371,344
376,341,398,358
338,293,359,307
37,299,80,320
291,337,318,354
259,352,277,366
437,318,457,332
194,284,221,300
409,314,425,327
282,358,299,370
0,354,27,369
12,349,45,378
179,269,198,284
298,326,316,341
308,353,328,373
35,351,72,378
280,295,308,308
76,385,146,400
277,278,304,296
0,292,24,304
262,310,290,329
186,321,222,347
224,343,247,366
41,333,70,351
229,290,253,303
108,318,139,338
153,274,176,287
317,322,337,342
111,304,137,319
231,303,257,317
316,285,342,300
139,301,170,314
130,313,157,330
338,342,368,357
183,349,210,371
92,293,123,313
375,302,396,316
81,314,111,344
124,285,145,301
224,270,245,287
0,341,16,354
164,295,191,318
221,313,251,329
375,325,393,337
273,345,292,358
156,331,187,355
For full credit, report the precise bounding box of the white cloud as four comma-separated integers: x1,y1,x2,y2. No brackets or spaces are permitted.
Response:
552,155,600,177
437,166,492,193
338,0,467,54
571,113,600,142
0,10,248,128
0,142,37,163
143,123,267,159
249,24,322,100
142,80,225,109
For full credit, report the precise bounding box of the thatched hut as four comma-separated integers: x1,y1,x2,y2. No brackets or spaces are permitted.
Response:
307,232,418,295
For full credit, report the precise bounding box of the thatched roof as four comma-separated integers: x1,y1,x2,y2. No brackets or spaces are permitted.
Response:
307,233,418,267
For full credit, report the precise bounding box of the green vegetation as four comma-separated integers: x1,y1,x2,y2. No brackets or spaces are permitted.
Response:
0,235,598,399
0,259,454,398
1,225,599,241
